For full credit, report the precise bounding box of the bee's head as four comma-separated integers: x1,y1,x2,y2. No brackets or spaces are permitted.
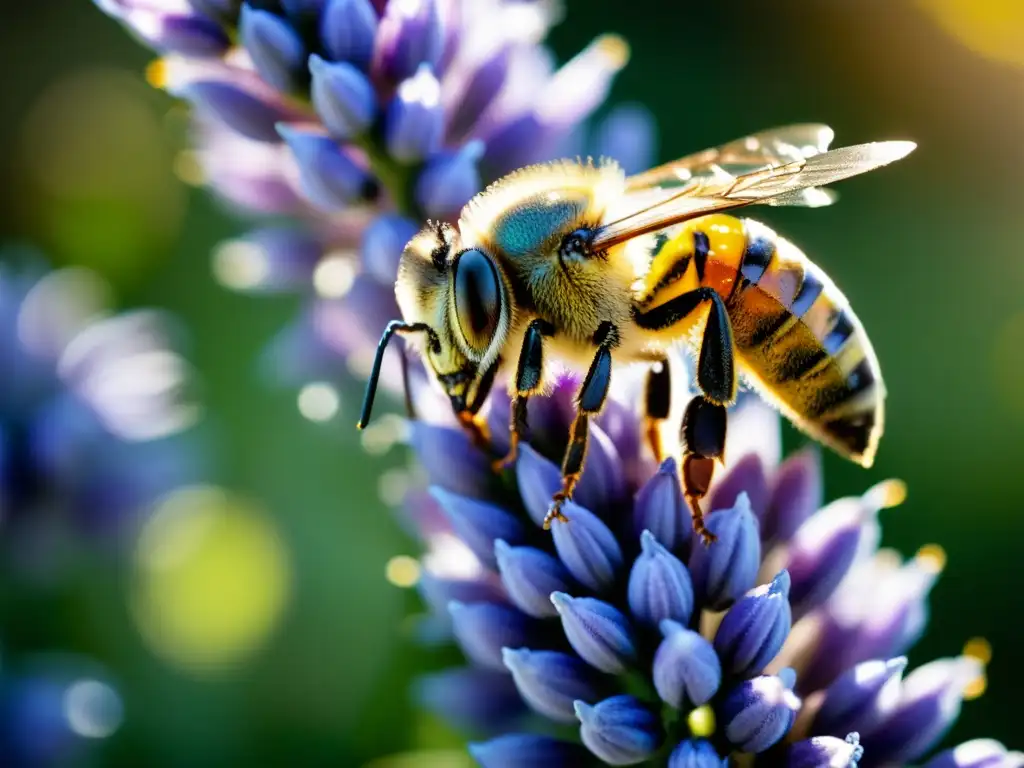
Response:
358,221,508,428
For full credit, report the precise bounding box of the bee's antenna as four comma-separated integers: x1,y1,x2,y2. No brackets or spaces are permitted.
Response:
357,321,435,430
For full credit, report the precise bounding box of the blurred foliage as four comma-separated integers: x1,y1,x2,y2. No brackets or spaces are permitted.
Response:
0,0,1022,765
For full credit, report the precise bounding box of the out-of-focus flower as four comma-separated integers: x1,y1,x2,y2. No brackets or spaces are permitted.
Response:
392,376,1005,767
96,0,656,406
0,255,200,540
0,252,202,765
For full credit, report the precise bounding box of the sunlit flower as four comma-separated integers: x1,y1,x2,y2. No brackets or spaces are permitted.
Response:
96,0,654,400
398,375,1009,767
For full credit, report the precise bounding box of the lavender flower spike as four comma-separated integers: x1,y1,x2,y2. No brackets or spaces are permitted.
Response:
494,541,573,619
319,0,377,69
309,54,375,140
239,4,306,93
688,492,761,611
551,502,625,593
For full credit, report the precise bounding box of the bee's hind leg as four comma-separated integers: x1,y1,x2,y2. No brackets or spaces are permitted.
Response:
643,358,672,462
492,318,553,472
543,322,619,530
634,288,737,545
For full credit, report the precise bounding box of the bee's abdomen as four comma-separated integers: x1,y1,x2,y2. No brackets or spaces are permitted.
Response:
725,219,884,467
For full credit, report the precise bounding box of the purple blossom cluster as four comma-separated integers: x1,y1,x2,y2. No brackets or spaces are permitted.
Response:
0,254,200,765
96,0,652,393
398,375,1014,767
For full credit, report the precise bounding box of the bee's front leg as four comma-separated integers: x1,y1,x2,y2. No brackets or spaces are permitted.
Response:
543,322,619,530
493,318,554,472
634,288,736,545
455,358,499,452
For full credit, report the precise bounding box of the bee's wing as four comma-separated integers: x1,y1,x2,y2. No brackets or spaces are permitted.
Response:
591,141,916,250
624,124,837,192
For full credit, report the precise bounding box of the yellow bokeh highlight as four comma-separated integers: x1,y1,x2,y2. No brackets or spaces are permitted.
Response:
131,486,291,676
385,556,422,588
917,0,1024,67
687,705,716,738
962,637,992,700
915,543,948,574
362,750,473,768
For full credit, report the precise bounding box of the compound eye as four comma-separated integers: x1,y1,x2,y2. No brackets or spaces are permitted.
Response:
453,248,501,354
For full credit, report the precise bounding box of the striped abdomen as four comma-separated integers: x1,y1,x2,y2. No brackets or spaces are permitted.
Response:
638,214,884,467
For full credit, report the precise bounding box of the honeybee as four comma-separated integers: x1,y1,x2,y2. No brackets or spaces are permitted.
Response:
357,125,915,543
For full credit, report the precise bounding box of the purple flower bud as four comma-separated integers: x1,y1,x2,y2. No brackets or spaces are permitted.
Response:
415,666,525,733
652,620,721,709
763,447,822,545
276,125,373,210
786,733,864,768
708,453,769,524
688,492,761,611
861,656,984,765
669,739,729,768
373,0,445,83
573,421,628,513
309,55,375,139
178,79,295,143
408,421,490,498
494,540,573,619
633,458,692,557
415,140,483,218
720,674,801,753
429,487,525,569
503,648,603,723
360,214,418,284
550,502,624,593
627,531,694,628
320,0,378,70
469,735,596,768
219,227,324,293
144,11,232,56
575,695,661,766
926,740,1024,768
281,0,323,18
813,657,907,737
447,601,535,670
590,104,657,176
239,4,306,93
417,571,506,617
515,444,561,528
714,570,791,678
551,592,636,674
385,65,444,161
187,0,238,23
445,46,511,142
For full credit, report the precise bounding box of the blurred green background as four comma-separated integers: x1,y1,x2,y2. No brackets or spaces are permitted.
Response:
1,0,1022,765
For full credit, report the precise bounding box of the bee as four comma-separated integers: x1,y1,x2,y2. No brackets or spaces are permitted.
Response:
357,125,915,543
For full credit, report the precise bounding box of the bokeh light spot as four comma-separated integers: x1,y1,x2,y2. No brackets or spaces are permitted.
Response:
313,253,357,298
132,486,292,675
297,382,340,422
916,0,1024,67
63,680,123,739
212,239,271,291
385,555,421,588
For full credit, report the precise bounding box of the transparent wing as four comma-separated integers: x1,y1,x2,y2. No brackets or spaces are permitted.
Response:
592,140,916,250
625,124,837,192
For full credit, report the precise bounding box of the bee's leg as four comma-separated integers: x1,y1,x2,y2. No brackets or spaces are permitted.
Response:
643,358,672,462
543,322,618,530
457,357,499,451
633,288,736,545
493,319,553,471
